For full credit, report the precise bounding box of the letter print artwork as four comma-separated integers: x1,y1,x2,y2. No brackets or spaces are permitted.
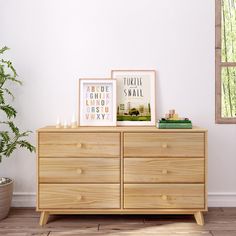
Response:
79,79,116,126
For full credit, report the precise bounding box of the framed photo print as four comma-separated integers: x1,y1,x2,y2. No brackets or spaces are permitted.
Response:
111,70,156,126
79,79,117,126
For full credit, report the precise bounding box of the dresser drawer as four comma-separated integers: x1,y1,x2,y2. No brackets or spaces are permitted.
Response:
39,158,120,183
124,133,204,157
39,184,120,209
39,133,120,157
124,158,204,183
124,184,204,209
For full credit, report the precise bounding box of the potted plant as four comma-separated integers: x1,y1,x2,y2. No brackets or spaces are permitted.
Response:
0,46,35,220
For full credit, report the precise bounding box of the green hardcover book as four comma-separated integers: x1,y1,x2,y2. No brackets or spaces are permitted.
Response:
157,123,192,129
159,119,192,123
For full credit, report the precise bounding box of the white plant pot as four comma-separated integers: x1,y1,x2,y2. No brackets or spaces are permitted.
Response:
0,178,13,220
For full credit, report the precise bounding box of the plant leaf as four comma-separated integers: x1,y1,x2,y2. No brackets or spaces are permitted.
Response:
0,46,9,55
3,88,14,100
7,76,22,85
0,105,17,119
1,59,18,78
0,90,4,104
19,131,32,137
3,121,19,135
4,143,17,157
0,131,10,143
16,140,35,153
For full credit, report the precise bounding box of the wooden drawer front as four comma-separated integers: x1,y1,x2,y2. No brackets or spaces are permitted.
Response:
124,133,204,157
39,158,120,183
39,133,120,158
39,184,120,209
124,158,204,183
124,184,204,209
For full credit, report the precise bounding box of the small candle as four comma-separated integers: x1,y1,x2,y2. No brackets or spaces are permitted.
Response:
63,120,68,128
71,113,77,128
56,117,61,128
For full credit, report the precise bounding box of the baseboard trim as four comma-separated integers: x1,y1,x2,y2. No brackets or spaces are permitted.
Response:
208,192,236,207
12,192,36,207
12,192,236,208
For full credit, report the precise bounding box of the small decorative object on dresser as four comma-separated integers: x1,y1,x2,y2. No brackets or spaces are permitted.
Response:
157,109,193,129
36,126,207,226
56,117,61,128
111,70,156,126
71,113,77,128
78,79,117,126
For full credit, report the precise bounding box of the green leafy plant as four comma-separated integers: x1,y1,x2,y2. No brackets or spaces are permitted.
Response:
0,46,35,163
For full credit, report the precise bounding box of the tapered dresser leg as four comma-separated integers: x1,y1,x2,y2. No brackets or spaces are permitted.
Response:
194,211,204,226
39,211,49,226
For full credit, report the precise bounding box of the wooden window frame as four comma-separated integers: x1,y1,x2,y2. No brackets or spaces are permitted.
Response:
215,0,236,124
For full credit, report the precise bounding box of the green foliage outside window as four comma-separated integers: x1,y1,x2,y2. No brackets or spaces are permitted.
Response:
221,0,236,118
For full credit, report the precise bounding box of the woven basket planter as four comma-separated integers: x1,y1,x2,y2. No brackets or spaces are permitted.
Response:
0,179,13,220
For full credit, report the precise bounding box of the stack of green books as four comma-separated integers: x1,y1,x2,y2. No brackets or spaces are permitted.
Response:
157,119,192,129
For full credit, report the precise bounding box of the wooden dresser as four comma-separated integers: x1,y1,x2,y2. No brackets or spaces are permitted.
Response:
37,126,207,226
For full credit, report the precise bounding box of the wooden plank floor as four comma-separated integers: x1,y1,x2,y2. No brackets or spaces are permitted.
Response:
0,208,235,236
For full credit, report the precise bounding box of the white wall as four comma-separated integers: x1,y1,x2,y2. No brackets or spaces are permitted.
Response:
0,0,235,207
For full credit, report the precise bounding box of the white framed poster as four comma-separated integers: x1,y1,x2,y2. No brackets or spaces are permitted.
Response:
111,70,156,126
79,79,117,126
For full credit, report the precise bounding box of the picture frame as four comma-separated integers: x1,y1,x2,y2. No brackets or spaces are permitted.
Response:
78,79,117,126
111,70,156,126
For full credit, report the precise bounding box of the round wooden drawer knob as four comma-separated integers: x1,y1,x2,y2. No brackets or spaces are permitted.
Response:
77,195,82,201
161,144,168,148
76,168,82,174
77,143,84,148
161,195,168,201
162,169,168,174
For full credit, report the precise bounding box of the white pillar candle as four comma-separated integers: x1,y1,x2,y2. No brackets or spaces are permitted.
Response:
63,120,68,128
56,117,61,128
71,113,77,128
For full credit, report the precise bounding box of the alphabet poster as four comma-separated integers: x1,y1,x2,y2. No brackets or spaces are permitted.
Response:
79,79,116,126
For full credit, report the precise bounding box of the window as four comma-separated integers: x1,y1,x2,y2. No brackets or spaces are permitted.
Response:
216,0,236,123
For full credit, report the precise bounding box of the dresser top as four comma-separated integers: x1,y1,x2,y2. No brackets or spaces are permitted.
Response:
37,126,207,133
